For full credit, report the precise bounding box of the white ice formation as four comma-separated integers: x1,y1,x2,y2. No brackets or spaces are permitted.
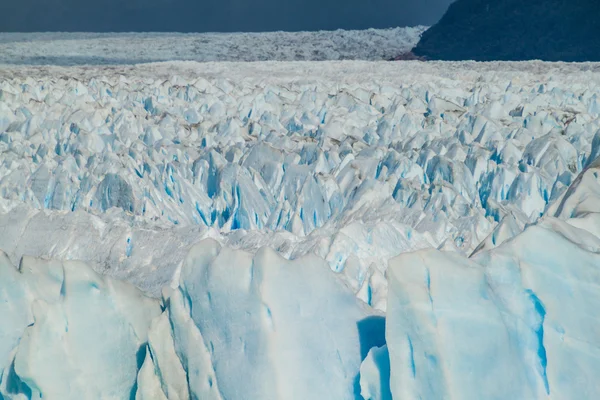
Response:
2,59,600,398
386,157,600,399
0,26,427,65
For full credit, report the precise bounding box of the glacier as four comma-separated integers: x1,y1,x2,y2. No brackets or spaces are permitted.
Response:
2,61,600,306
2,59,600,398
387,158,600,399
0,26,426,65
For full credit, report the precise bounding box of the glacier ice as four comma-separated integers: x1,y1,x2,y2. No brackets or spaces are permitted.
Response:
385,158,600,399
0,237,383,399
144,239,383,400
0,27,427,65
3,157,600,398
2,59,600,398
0,253,160,398
359,345,391,400
3,61,600,308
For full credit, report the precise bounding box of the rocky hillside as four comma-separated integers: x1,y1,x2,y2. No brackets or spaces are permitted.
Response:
413,0,600,61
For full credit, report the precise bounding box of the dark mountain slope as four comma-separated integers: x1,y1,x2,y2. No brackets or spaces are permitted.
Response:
413,0,600,61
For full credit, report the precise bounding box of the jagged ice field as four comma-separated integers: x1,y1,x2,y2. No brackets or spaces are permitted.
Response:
2,28,600,399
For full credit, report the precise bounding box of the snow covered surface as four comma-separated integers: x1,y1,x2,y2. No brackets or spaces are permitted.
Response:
0,27,426,65
2,59,600,398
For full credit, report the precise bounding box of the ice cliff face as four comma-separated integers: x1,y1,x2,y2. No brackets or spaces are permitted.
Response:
0,236,381,399
386,157,600,399
2,61,600,398
139,240,380,400
3,158,600,399
0,253,160,398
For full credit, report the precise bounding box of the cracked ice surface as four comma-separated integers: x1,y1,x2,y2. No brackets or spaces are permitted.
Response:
2,61,600,308
385,157,600,399
0,26,427,65
3,157,600,399
3,60,600,398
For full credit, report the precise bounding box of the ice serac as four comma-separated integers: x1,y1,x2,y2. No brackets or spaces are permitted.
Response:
3,62,600,309
142,239,380,400
386,160,600,399
3,61,600,399
0,202,207,297
469,211,524,255
359,344,391,400
0,254,161,399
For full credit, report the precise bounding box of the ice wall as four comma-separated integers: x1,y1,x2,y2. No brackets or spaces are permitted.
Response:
0,253,160,399
384,160,600,399
3,159,600,399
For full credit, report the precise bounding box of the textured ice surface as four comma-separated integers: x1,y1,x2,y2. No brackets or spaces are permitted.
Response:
3,60,600,398
385,160,600,399
0,27,426,65
3,159,600,399
143,239,381,400
2,61,600,307
0,237,382,399
0,253,160,398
